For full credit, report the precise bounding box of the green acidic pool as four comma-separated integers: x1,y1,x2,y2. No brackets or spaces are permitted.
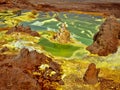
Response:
38,38,83,57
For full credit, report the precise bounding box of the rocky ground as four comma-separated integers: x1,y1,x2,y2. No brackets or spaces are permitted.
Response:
0,48,63,90
0,0,120,17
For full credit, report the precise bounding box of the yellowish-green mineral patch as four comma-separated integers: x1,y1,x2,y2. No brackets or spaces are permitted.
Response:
1,10,38,27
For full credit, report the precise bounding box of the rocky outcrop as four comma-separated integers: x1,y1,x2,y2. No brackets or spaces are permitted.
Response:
6,25,40,37
83,63,100,84
87,16,120,56
0,48,63,90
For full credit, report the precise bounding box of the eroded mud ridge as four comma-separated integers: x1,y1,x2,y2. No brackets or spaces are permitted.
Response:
0,48,63,90
0,0,35,9
1,0,120,17
87,16,120,56
6,25,40,37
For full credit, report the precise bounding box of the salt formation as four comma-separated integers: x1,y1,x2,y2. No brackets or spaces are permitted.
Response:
53,23,70,43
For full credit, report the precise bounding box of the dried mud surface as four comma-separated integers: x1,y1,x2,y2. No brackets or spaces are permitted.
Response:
0,48,63,90
0,0,120,17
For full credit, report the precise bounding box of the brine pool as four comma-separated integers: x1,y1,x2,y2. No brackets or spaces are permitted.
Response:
22,11,103,45
0,10,103,45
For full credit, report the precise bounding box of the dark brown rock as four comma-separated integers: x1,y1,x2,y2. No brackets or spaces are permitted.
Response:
0,0,6,4
0,47,9,53
6,25,40,37
30,31,40,37
87,16,120,56
83,63,100,84
49,61,61,72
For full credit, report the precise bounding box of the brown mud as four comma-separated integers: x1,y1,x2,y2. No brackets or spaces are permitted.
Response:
0,0,120,17
0,48,63,90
